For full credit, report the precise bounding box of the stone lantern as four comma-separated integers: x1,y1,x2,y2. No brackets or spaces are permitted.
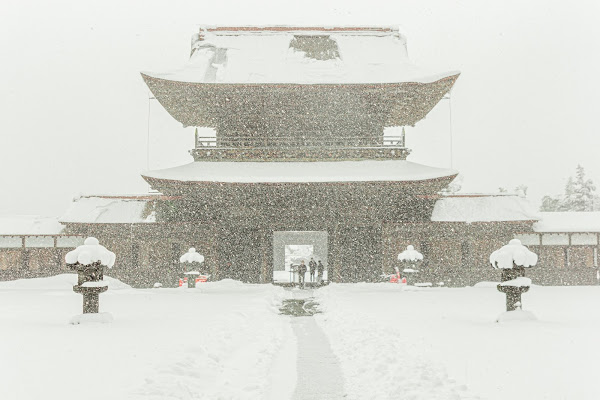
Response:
65,237,115,314
397,245,423,285
180,247,205,288
490,239,538,312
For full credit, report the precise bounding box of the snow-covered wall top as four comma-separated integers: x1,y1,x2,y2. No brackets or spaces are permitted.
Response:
143,26,458,84
0,215,64,235
533,212,600,232
142,160,457,184
59,196,158,224
431,195,540,223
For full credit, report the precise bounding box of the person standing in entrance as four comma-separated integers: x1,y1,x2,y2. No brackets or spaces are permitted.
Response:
298,260,307,288
317,260,325,284
309,258,317,282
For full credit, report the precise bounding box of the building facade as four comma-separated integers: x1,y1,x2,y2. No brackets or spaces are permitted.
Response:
1,27,597,286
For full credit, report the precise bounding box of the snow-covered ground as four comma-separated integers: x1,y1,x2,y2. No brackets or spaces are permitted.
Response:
315,283,600,400
0,275,293,400
1,275,599,399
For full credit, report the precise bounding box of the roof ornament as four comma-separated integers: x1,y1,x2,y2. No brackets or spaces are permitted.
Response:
289,35,340,61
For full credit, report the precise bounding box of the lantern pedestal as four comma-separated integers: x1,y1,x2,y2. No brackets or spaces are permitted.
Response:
497,285,530,312
496,267,530,312
184,271,200,288
400,261,422,286
68,261,108,314
72,286,108,313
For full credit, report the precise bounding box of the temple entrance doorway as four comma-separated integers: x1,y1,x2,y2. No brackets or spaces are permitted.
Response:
272,231,328,285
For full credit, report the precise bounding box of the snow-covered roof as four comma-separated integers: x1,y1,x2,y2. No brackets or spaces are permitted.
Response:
398,245,423,262
490,239,538,269
142,160,457,184
65,237,116,268
180,248,205,264
144,26,457,85
0,215,64,235
431,194,540,223
533,212,600,232
60,196,158,224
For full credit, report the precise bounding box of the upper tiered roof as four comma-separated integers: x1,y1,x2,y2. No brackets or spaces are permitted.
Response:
141,26,459,131
143,26,457,85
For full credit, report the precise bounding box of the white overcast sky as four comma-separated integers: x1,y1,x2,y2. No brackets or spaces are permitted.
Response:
1,0,599,217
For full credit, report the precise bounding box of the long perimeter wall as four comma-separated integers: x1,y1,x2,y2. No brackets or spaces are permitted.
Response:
2,219,596,287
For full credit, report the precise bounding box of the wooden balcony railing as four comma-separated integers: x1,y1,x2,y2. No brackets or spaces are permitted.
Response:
194,134,405,149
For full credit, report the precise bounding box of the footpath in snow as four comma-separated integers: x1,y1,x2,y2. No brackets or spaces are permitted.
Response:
284,289,346,400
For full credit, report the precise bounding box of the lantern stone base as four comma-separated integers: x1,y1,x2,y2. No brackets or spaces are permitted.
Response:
495,308,537,323
184,272,200,288
70,312,114,325
402,271,419,286
497,285,529,312
73,285,108,313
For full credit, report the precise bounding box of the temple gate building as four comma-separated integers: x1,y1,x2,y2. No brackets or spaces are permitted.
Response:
0,27,597,286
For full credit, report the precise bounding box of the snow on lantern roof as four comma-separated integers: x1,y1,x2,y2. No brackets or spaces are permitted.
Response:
59,195,166,224
142,160,458,184
398,245,423,262
0,215,64,235
142,26,458,85
431,194,540,223
489,239,538,270
180,248,204,264
65,237,116,268
533,212,600,232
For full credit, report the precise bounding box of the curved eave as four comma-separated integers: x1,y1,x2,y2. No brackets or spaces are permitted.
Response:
141,73,459,128
141,161,458,197
143,174,457,188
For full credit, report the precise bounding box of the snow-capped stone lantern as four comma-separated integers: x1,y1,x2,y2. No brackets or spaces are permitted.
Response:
490,239,538,312
397,245,423,285
65,237,115,314
180,248,205,288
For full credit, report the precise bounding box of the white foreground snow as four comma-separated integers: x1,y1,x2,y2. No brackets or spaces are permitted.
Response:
0,275,292,400
1,276,600,399
70,312,114,325
314,283,600,400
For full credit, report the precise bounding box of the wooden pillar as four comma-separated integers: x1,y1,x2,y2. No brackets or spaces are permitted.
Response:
260,229,273,284
329,226,340,283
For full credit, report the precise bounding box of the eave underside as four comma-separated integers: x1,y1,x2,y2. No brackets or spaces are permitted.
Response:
142,74,459,131
141,176,455,224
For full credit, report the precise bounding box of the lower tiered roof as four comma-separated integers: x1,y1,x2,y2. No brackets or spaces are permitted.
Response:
142,160,457,184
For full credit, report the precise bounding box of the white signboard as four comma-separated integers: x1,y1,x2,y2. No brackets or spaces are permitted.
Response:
515,234,540,246
0,236,23,248
571,233,598,246
56,236,85,248
25,236,54,248
541,234,569,246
